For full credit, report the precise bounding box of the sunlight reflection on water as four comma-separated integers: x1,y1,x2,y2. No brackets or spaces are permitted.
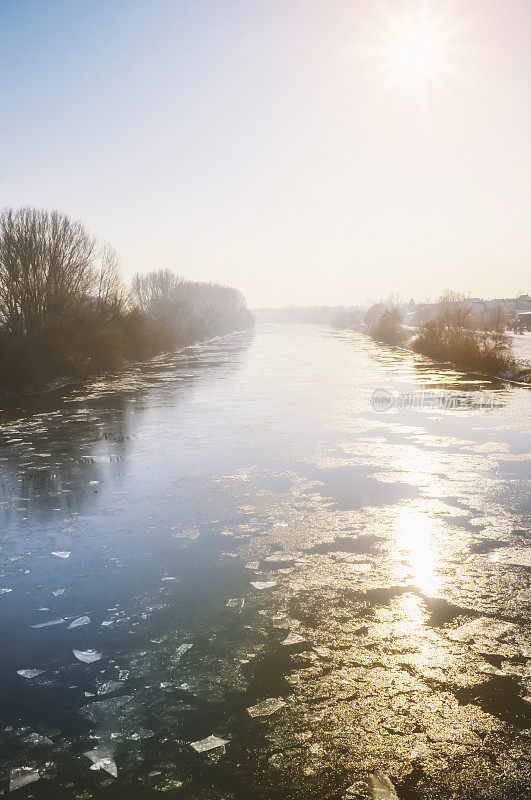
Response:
394,508,438,595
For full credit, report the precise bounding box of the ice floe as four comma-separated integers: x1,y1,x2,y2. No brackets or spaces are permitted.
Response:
73,648,102,663
190,734,229,753
9,766,41,792
17,669,45,679
85,746,118,777
68,616,91,629
247,697,286,717
448,618,515,643
250,581,277,590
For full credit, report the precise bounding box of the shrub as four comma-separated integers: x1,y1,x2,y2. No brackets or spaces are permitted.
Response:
367,308,408,345
412,317,514,376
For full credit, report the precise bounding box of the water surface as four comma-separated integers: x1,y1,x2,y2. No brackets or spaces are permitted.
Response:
1,324,530,799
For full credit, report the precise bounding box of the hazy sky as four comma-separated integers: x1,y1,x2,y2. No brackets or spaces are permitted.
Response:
1,0,530,307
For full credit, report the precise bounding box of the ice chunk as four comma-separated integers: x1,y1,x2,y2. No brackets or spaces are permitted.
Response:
478,663,506,676
171,525,200,540
24,733,53,746
174,643,193,663
96,679,123,696
80,695,133,724
52,589,65,596
281,632,307,647
250,581,277,590
17,669,45,679
263,554,295,565
226,598,245,608
190,734,229,753
490,548,531,568
31,618,66,628
247,697,286,717
85,746,118,777
73,648,102,663
1,588,12,595
347,562,373,573
9,766,40,792
161,576,177,581
51,551,70,559
368,770,399,800
68,616,91,629
449,618,515,643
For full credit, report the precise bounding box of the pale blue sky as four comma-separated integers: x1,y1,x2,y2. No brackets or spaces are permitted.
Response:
1,0,530,306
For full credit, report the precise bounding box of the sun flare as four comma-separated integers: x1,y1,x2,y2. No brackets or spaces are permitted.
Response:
368,6,460,96
390,17,443,84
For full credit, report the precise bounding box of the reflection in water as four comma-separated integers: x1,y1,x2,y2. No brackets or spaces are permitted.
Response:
394,507,437,594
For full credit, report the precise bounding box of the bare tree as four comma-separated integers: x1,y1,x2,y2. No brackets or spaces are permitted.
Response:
94,243,129,322
0,207,95,335
131,269,182,320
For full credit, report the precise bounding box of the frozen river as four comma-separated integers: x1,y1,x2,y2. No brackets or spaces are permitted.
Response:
0,324,530,799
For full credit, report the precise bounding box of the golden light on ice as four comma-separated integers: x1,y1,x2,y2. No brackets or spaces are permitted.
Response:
395,508,437,593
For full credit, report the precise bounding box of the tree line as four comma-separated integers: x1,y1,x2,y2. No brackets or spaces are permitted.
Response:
0,208,253,393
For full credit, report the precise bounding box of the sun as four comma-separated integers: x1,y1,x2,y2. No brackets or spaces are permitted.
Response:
389,16,443,85
365,6,461,96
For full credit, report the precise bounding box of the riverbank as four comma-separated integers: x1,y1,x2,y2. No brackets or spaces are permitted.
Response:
0,327,255,424
362,326,531,386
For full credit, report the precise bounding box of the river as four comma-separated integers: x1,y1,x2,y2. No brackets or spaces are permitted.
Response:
0,323,530,799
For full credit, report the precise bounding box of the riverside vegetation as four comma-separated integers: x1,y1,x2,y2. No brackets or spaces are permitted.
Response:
0,208,253,394
361,298,518,378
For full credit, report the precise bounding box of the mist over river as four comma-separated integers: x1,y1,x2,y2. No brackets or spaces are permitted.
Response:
1,324,530,799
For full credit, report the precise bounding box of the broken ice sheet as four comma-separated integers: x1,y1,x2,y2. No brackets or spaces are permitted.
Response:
52,588,65,596
263,554,296,565
226,598,245,608
367,770,399,800
346,562,372,573
161,576,177,581
73,648,102,663
96,679,124,696
174,643,193,663
68,616,91,629
31,618,66,628
490,547,531,567
449,618,515,643
51,551,70,559
281,632,307,647
247,697,286,717
250,581,277,590
17,669,45,679
85,746,118,777
190,734,229,753
9,766,41,792
24,733,53,746
171,525,200,540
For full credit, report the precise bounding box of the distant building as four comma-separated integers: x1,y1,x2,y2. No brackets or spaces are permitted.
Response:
516,310,531,330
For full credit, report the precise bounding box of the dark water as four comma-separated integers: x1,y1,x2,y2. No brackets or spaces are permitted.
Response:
0,324,530,799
